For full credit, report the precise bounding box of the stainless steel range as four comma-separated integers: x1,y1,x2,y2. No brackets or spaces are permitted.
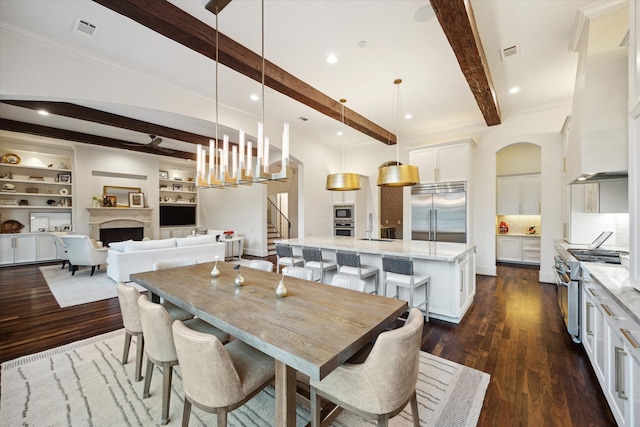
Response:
566,248,624,264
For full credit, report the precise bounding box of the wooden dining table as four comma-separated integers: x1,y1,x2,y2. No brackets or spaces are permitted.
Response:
131,261,407,427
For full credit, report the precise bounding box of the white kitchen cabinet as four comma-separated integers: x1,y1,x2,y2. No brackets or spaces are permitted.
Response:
584,181,628,213
521,237,541,264
496,174,540,215
0,234,37,265
582,282,606,384
409,140,473,184
496,235,522,262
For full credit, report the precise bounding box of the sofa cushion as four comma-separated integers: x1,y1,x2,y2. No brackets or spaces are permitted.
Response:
109,239,133,252
176,235,218,247
124,238,176,252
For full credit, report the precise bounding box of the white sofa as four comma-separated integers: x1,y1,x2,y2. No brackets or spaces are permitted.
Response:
106,235,225,282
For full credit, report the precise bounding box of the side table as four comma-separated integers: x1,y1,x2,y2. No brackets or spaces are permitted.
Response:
222,236,243,260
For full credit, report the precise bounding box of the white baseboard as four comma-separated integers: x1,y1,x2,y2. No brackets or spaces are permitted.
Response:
244,248,269,257
476,265,497,276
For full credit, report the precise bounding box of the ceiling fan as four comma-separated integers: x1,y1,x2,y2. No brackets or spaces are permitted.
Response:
123,134,174,154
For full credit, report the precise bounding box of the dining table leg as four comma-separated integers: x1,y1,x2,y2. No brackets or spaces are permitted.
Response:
275,360,297,427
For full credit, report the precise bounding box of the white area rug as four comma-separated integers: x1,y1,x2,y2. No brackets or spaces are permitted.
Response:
1,329,490,427
39,265,145,308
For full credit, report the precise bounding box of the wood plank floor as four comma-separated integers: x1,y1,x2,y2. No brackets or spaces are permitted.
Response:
0,260,615,426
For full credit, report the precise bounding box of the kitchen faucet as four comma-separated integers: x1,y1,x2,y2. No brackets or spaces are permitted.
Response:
367,213,373,241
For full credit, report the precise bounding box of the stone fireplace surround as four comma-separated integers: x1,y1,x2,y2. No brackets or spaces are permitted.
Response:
87,208,152,243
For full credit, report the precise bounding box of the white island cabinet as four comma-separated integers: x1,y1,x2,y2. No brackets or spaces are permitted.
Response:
278,236,477,324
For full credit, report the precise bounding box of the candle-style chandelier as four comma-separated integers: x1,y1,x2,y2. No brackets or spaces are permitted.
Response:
196,0,290,189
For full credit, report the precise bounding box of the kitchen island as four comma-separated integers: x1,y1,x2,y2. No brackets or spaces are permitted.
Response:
276,236,477,324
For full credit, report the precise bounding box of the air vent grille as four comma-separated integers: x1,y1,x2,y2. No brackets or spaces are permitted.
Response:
73,18,99,39
500,44,519,60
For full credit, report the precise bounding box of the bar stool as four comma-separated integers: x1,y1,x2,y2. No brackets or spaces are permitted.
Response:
382,255,430,320
336,250,378,294
275,243,304,273
302,247,337,283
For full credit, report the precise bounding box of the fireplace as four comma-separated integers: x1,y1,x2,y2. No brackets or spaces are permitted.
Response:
87,207,152,242
100,227,144,246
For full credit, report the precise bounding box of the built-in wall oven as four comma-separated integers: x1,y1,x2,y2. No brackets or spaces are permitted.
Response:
334,204,355,237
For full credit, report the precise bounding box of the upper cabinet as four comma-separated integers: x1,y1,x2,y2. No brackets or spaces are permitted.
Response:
497,174,541,215
409,139,474,184
584,181,628,213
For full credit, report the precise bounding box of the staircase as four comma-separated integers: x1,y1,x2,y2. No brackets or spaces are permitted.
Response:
267,222,280,255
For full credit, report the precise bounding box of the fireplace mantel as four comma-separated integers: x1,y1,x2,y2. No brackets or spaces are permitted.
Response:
87,207,153,241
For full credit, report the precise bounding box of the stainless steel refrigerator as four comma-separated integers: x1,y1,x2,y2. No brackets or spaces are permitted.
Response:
411,182,466,243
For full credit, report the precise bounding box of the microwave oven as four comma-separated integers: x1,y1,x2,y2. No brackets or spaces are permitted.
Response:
334,204,354,221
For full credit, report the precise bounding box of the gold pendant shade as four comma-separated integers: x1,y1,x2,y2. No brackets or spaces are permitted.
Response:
326,172,361,191
376,164,420,187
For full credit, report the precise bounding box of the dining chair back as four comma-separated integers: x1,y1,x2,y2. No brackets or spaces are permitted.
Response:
172,320,275,427
309,308,424,426
137,295,230,424
282,266,314,281
302,247,337,283
330,274,366,292
116,282,145,382
275,243,304,273
152,259,196,270
61,235,108,276
382,255,430,320
248,259,274,272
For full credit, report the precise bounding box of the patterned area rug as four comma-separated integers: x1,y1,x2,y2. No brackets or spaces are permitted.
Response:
1,329,490,426
39,265,145,308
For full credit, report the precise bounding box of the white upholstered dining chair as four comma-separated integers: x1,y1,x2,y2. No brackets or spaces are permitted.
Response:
172,320,276,427
309,308,424,427
137,295,230,424
248,259,274,272
330,274,366,292
282,266,314,281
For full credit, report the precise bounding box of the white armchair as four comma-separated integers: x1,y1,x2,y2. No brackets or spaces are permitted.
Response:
61,235,108,276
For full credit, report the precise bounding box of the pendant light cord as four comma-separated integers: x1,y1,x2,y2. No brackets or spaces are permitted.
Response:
261,0,265,126
215,12,219,178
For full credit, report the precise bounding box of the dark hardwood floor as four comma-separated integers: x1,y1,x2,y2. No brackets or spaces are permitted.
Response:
0,260,615,426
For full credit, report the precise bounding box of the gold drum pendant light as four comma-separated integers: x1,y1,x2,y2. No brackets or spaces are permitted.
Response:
377,79,420,187
326,98,361,191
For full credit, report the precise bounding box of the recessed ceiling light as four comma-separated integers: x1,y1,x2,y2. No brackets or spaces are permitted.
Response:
404,114,413,120
509,87,520,94
337,131,343,136
38,109,49,116
250,94,259,101
326,54,338,64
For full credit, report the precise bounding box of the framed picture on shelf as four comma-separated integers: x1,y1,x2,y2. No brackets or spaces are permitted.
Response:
128,192,144,208
159,170,169,179
58,173,71,183
103,195,117,207
173,184,182,191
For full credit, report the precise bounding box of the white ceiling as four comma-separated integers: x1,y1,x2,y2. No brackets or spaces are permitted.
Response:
0,0,598,153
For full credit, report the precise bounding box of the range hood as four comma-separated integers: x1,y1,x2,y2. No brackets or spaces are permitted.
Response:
566,5,629,185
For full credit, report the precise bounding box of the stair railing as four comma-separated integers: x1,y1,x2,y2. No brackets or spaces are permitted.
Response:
267,196,290,240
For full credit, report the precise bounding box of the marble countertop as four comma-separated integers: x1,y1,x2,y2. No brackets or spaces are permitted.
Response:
496,233,540,237
276,236,476,262
582,263,640,325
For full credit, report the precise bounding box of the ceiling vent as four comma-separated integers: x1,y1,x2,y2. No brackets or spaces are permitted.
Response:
72,17,99,39
500,44,520,60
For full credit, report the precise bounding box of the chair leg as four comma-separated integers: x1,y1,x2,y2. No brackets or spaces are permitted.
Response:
122,332,132,365
71,265,78,275
143,358,154,398
161,364,173,424
90,265,96,276
409,280,415,310
378,415,389,427
410,391,420,426
424,280,430,322
310,386,321,427
135,335,144,382
181,399,191,427
217,409,227,427
61,260,67,270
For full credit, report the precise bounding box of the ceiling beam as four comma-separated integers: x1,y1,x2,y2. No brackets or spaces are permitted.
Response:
431,0,501,126
91,0,396,145
0,118,196,160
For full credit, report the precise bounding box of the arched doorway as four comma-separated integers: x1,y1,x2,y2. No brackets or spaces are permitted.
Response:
496,143,542,268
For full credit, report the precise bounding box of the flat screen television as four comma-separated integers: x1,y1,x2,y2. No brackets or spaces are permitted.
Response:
160,205,196,227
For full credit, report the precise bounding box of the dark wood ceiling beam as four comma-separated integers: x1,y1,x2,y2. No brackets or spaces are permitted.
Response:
0,118,196,160
431,0,501,126
92,0,396,145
